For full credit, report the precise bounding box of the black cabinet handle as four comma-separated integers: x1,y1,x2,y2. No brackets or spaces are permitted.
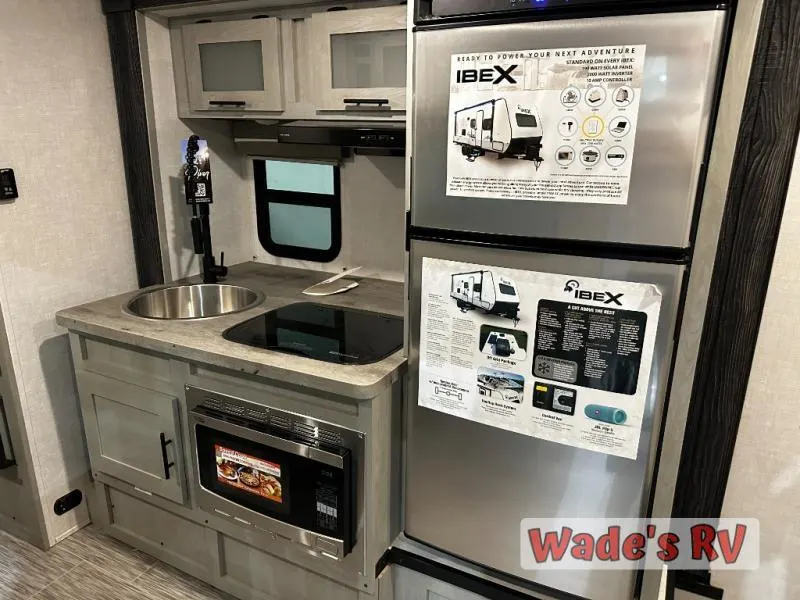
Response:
343,98,389,106
209,100,246,107
160,433,175,480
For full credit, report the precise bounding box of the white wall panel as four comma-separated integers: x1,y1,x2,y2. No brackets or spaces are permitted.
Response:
0,0,138,546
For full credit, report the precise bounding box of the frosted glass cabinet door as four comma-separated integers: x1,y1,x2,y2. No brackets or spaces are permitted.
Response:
310,5,407,112
182,18,284,112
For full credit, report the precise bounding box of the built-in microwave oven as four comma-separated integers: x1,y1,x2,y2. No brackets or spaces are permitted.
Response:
186,386,363,560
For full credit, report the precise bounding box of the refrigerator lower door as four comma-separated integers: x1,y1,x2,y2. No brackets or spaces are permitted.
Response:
412,10,726,248
405,240,684,600
391,563,496,600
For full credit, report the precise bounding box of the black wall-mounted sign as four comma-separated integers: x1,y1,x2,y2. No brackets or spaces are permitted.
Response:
183,137,213,205
0,169,18,201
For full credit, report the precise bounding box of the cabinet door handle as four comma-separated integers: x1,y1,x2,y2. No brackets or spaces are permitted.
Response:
343,98,390,111
343,98,389,105
160,433,175,480
209,100,246,107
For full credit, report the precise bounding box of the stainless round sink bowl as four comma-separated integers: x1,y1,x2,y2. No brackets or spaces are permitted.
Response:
126,284,263,320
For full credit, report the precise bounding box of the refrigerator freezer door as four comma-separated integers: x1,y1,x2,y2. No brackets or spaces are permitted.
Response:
412,10,726,248
405,240,684,600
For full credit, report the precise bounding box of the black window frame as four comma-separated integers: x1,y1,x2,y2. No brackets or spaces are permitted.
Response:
253,159,342,263
498,283,516,295
515,113,538,128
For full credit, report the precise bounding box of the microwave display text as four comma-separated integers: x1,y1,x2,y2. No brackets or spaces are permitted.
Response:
215,445,283,504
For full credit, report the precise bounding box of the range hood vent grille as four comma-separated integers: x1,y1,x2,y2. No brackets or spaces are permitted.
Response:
233,120,406,157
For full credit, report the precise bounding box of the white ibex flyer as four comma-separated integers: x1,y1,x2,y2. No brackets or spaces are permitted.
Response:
446,45,646,205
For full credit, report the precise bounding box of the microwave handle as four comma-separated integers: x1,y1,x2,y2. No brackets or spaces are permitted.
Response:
160,433,175,480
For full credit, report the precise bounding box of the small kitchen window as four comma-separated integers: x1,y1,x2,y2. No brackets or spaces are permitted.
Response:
254,160,342,262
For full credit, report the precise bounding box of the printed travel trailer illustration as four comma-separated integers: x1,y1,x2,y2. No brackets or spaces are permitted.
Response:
453,98,543,167
477,368,524,404
451,270,521,323
481,329,528,360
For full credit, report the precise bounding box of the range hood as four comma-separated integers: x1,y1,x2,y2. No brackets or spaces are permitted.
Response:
232,120,405,158
277,120,405,149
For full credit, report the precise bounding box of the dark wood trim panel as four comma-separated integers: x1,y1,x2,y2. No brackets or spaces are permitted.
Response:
101,0,133,13
670,569,725,600
102,0,213,13
672,0,800,575
132,0,215,7
105,10,165,287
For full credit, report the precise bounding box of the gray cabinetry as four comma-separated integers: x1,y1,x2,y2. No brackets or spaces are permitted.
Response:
310,5,407,112
61,315,402,600
77,372,185,504
181,18,284,113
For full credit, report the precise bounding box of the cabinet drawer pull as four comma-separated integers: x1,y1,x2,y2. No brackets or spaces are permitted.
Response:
159,433,175,480
343,98,390,111
209,100,246,107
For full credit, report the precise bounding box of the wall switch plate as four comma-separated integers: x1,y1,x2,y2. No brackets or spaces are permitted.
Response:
0,169,18,200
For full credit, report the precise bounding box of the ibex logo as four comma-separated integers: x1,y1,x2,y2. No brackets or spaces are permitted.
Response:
456,65,518,85
563,280,624,306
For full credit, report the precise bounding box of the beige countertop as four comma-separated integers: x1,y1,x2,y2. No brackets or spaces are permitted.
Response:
55,262,407,400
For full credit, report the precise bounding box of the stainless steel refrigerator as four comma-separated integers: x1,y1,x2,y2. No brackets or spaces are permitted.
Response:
405,3,728,599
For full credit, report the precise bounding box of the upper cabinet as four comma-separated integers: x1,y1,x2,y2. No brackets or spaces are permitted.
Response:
182,18,284,113
310,5,408,112
170,4,407,119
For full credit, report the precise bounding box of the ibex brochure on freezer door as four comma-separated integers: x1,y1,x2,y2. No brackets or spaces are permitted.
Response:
418,257,662,459
447,45,646,205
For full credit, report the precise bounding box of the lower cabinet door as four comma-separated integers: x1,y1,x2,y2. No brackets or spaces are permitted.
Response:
78,372,185,504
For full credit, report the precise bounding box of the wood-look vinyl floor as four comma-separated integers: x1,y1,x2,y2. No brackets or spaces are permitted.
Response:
0,526,233,599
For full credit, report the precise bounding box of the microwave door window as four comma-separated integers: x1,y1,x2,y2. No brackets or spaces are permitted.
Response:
197,425,292,518
215,444,284,504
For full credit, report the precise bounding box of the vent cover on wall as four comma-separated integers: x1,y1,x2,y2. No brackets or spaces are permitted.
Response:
0,395,16,469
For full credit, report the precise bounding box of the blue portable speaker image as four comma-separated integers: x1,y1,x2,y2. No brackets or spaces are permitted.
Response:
585,405,627,425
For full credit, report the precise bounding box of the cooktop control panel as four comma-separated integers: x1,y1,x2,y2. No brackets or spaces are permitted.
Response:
427,0,654,19
223,302,404,365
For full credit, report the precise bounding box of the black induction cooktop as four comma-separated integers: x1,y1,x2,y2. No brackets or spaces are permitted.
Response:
223,302,404,365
